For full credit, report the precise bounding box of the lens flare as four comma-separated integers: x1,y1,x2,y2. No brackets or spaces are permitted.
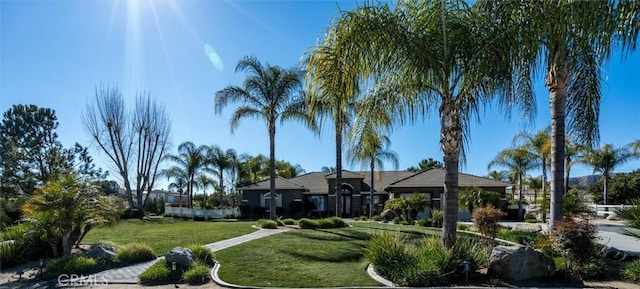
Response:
204,44,224,71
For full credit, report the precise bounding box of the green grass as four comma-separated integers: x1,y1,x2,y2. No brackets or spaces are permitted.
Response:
216,227,380,287
83,218,256,254
215,222,465,287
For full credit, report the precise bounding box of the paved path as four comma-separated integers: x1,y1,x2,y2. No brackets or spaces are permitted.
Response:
77,227,289,284
493,220,640,256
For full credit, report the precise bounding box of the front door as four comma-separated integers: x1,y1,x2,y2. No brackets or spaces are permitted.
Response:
342,195,352,217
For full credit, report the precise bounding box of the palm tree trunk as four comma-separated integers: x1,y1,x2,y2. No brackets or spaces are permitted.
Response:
518,174,524,220
603,174,609,205
440,101,461,249
370,160,375,220
564,161,571,195
219,171,225,207
269,124,277,220
546,48,569,226
335,121,343,217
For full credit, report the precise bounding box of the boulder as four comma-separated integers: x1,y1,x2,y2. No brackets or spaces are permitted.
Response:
86,243,117,261
380,210,396,221
489,245,555,281
165,247,194,269
513,223,542,232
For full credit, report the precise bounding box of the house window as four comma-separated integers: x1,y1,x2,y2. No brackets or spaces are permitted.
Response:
363,195,381,205
260,192,282,210
310,195,326,211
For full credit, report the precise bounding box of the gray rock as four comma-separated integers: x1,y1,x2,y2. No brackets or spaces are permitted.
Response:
380,210,396,221
86,243,117,261
489,245,555,281
165,247,194,269
513,223,542,232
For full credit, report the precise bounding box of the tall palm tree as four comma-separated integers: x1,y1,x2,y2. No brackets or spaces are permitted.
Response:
347,116,399,219
488,147,541,220
513,128,551,201
582,144,637,205
206,145,237,207
215,56,312,220
564,137,585,194
307,0,534,247
162,142,211,208
479,0,640,225
630,140,640,157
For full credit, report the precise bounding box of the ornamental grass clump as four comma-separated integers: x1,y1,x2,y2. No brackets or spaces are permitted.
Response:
114,243,156,265
623,259,640,282
256,219,278,229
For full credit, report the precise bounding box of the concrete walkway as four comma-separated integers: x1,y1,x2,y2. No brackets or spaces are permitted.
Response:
493,220,640,256
77,227,290,284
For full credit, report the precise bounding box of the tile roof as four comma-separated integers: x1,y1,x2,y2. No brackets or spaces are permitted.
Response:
239,169,511,192
323,170,365,179
386,168,512,188
238,176,307,190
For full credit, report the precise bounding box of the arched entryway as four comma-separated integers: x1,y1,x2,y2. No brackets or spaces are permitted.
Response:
341,183,353,217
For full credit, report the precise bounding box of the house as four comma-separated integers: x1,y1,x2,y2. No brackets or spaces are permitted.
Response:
238,168,512,218
143,190,188,206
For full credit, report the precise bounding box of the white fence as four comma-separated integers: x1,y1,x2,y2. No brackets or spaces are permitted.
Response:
165,207,239,219
588,204,629,217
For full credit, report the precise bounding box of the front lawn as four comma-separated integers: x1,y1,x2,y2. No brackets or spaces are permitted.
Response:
216,227,380,287
215,221,450,287
83,218,256,254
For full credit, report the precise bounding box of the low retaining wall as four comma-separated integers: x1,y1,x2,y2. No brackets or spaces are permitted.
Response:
165,207,238,219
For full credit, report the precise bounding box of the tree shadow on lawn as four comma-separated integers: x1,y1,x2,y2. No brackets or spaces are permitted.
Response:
292,228,372,242
280,242,365,263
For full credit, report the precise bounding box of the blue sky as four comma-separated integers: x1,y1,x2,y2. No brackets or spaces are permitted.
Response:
1,0,639,190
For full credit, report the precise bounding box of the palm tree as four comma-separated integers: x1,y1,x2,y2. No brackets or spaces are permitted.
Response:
215,56,312,220
163,142,211,208
565,137,585,194
527,176,543,205
479,0,640,225
196,174,217,199
239,154,269,186
347,118,399,219
513,128,551,201
488,147,541,220
630,140,640,157
582,144,637,205
274,161,305,178
406,158,444,172
206,145,237,207
321,166,336,173
308,0,534,247
487,170,509,182
162,166,188,202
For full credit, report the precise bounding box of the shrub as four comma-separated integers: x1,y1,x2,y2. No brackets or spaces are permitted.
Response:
623,259,640,282
366,232,417,284
188,244,215,266
456,223,471,231
497,227,539,245
552,219,598,279
256,219,278,229
298,218,319,229
581,258,607,279
372,215,382,221
139,260,183,284
281,218,296,225
183,262,210,285
392,216,402,224
326,216,347,228
46,256,99,275
472,205,503,240
0,223,49,267
114,243,156,265
617,199,640,229
416,219,432,227
298,217,346,229
430,209,444,228
533,233,559,258
525,218,542,223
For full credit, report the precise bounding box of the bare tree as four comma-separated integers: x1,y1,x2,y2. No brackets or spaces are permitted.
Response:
84,85,171,212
